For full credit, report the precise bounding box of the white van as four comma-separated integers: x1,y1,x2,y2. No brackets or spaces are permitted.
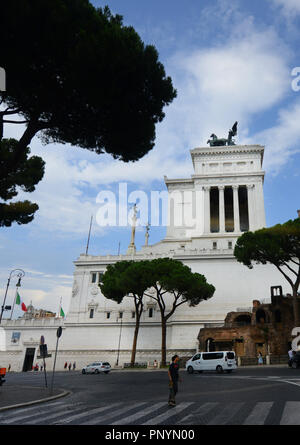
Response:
186,351,237,374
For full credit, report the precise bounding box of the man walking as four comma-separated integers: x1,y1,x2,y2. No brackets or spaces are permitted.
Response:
168,354,181,407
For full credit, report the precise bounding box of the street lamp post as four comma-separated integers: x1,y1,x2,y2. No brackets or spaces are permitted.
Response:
0,269,25,324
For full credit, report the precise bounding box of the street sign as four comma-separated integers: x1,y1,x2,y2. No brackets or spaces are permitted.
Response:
51,326,63,395
39,337,48,388
39,344,48,357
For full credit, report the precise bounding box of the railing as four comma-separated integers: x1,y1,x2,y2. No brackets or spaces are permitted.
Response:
123,362,147,368
239,355,288,366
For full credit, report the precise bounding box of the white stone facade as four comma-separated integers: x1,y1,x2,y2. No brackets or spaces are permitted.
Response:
0,144,289,371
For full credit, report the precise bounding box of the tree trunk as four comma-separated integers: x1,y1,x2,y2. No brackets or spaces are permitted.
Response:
161,318,167,367
130,299,143,367
130,316,141,366
6,120,44,173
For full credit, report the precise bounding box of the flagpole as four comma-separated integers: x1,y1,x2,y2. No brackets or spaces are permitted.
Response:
10,288,18,320
85,215,93,255
58,297,62,318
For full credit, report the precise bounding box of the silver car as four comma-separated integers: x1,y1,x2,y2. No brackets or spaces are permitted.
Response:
82,361,111,374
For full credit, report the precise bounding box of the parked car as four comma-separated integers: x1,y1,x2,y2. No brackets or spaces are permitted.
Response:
290,352,300,369
186,351,237,374
82,362,111,374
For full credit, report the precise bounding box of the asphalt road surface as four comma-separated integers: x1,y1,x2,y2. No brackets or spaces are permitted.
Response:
1,366,300,425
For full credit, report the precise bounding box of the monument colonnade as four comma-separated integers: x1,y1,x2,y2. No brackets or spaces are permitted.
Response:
203,183,257,234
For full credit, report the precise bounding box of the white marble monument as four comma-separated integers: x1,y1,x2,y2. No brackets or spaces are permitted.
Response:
0,143,289,370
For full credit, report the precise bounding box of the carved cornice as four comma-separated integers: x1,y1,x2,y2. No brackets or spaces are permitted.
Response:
190,144,264,157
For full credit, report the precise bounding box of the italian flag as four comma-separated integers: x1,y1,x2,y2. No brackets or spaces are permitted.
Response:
60,307,65,318
15,291,27,312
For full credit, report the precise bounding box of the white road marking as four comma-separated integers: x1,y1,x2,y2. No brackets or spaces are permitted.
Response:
53,402,122,425
142,402,194,425
24,405,86,425
81,402,147,425
207,402,244,425
0,401,64,420
243,402,274,425
110,402,166,425
2,402,71,424
280,402,300,425
176,402,218,425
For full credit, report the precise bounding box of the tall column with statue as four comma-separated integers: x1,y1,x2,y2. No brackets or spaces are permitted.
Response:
127,204,137,255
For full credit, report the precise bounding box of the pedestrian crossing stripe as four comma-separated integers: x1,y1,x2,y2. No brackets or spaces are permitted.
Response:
1,400,300,425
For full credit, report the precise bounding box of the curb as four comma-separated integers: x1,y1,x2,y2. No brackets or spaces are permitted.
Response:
0,388,71,412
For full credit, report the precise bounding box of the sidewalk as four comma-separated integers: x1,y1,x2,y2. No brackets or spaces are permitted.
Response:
0,384,70,412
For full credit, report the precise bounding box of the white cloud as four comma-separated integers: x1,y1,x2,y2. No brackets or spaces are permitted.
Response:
0,266,72,316
167,27,290,149
1,13,296,236
245,99,300,173
270,0,300,16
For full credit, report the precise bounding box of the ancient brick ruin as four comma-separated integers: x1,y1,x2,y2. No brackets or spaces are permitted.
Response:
198,286,295,362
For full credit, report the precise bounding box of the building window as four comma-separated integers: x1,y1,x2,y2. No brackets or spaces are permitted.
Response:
213,242,217,250
98,272,104,284
149,308,153,318
228,241,233,249
119,312,123,319
106,312,110,319
89,308,94,319
91,272,104,284
11,332,21,343
131,311,135,318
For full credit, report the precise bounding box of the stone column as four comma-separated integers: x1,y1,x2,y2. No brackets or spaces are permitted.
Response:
233,185,240,233
246,184,255,231
255,180,266,228
203,186,211,234
219,186,225,233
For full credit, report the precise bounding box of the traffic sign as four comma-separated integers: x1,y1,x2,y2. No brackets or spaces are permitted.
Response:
57,326,62,338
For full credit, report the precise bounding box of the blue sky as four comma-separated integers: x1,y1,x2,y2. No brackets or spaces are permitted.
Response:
1,0,300,317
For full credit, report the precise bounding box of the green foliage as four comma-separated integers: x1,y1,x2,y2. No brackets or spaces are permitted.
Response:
0,0,176,163
0,201,39,227
100,261,134,303
100,257,215,366
144,258,215,308
101,257,215,309
0,139,44,227
234,218,300,324
234,218,300,268
100,260,155,303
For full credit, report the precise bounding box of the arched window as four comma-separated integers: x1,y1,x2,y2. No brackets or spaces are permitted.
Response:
205,338,215,352
256,309,266,324
235,315,251,325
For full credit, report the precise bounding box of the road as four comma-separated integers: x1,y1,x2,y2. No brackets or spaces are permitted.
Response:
1,366,300,425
